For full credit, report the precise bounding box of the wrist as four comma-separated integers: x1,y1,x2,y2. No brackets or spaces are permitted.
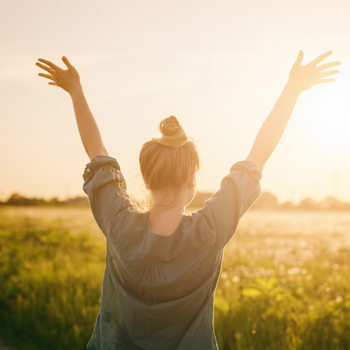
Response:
284,80,302,97
69,84,83,98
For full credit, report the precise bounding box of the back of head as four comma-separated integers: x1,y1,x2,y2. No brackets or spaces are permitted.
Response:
139,116,200,192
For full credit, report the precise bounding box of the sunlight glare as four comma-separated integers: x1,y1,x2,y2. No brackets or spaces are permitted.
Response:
309,81,350,152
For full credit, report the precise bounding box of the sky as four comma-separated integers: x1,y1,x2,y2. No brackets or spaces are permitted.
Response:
1,0,350,203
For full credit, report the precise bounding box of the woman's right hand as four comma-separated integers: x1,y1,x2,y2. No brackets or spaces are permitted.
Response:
287,50,341,93
36,56,81,95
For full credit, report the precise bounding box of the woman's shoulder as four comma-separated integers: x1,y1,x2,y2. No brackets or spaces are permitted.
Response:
106,210,218,263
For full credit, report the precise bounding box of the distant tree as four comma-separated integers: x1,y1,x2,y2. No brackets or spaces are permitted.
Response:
31,198,47,206
251,192,279,210
48,197,62,206
320,196,350,210
4,193,89,207
63,197,89,207
280,201,295,210
7,193,34,206
298,197,318,210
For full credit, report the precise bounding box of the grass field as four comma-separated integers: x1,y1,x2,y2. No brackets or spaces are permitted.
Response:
1,206,350,350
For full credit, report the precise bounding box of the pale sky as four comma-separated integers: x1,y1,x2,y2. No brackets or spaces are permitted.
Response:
1,0,350,203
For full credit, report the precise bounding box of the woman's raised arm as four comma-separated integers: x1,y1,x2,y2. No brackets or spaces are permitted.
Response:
245,51,341,171
36,56,108,161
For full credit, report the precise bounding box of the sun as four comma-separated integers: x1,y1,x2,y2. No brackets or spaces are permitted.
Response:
305,81,350,154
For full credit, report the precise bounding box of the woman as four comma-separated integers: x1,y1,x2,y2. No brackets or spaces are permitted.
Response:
36,51,340,350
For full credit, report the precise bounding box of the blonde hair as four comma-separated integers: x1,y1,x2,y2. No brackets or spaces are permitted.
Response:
139,116,200,193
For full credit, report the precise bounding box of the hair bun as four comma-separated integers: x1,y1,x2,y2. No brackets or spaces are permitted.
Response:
153,116,188,148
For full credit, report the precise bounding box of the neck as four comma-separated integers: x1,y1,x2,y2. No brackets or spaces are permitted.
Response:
149,190,186,218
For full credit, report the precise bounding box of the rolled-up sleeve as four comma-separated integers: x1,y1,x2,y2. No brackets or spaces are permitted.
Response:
196,161,262,247
83,155,132,236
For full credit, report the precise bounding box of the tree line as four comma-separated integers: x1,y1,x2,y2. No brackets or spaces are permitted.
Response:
2,191,350,211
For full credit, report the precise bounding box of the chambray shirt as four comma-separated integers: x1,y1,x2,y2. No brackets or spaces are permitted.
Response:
83,155,262,350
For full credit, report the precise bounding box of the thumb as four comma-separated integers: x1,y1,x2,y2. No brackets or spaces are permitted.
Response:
62,56,73,69
295,50,304,65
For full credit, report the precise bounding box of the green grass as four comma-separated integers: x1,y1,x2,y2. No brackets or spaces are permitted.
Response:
0,208,105,350
0,207,350,349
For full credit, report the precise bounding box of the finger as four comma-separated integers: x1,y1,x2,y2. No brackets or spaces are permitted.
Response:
38,58,60,71
314,78,336,85
36,62,56,75
62,56,73,69
308,51,333,66
317,61,341,70
295,50,304,65
38,73,56,81
318,70,339,78
49,82,59,86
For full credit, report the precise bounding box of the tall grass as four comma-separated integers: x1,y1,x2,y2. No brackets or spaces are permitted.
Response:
0,207,349,349
0,208,105,349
